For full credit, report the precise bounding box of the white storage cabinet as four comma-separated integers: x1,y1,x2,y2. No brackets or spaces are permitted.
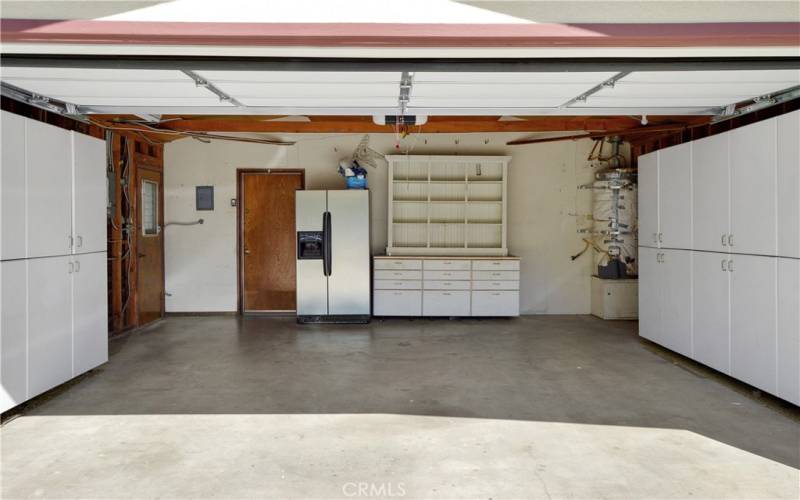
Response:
0,112,108,413
373,256,520,317
639,110,800,405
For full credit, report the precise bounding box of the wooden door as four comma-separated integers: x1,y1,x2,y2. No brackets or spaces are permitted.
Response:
240,171,303,312
137,167,164,325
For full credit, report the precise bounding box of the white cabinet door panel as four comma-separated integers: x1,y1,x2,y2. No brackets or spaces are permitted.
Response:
1,111,27,261
730,254,777,394
422,291,470,316
638,153,659,248
660,249,693,357
472,291,519,316
777,110,800,259
373,290,421,316
26,120,72,258
27,255,72,398
658,143,692,249
72,133,107,254
691,251,730,374
777,258,799,405
1,260,27,412
73,252,108,376
692,133,730,253
638,247,661,344
730,119,777,256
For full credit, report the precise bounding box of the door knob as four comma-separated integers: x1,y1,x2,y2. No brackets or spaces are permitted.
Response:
244,249,251,255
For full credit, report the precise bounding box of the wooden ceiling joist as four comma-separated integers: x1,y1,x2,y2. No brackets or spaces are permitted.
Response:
88,115,708,137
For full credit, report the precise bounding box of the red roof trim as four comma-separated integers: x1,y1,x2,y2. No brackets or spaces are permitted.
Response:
2,20,799,47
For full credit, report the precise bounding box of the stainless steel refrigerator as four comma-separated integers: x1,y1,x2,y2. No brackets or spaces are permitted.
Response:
295,190,371,323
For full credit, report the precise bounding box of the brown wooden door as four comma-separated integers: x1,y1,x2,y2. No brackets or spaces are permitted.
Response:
240,171,304,312
137,167,165,325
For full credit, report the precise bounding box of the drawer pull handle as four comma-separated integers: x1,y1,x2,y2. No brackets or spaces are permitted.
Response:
492,282,501,285
492,262,501,265
492,272,501,276
394,282,403,285
393,292,403,295
443,292,451,296
443,272,451,276
491,293,501,296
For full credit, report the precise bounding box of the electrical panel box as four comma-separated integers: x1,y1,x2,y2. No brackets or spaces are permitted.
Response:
196,186,214,210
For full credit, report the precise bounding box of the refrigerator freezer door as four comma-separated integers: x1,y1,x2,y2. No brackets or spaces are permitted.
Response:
328,190,371,315
296,191,328,315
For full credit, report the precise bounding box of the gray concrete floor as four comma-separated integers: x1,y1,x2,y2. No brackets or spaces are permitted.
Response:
1,315,798,499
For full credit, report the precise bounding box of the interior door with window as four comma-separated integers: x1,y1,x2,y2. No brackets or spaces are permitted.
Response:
240,170,304,312
137,168,165,325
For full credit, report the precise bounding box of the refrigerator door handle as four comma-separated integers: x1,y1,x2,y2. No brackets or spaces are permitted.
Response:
323,211,332,276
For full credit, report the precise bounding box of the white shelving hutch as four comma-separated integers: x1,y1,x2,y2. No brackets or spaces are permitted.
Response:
386,155,511,256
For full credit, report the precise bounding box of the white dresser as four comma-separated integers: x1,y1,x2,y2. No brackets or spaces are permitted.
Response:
373,256,520,317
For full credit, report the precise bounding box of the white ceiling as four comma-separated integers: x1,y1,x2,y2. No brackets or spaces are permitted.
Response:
1,67,798,116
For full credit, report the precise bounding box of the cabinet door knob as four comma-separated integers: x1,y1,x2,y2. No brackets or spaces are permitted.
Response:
728,234,734,247
76,235,83,248
721,234,727,246
658,233,663,243
721,259,727,271
728,260,734,272
68,262,74,273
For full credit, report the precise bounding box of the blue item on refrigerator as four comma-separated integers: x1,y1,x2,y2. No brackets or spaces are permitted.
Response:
346,176,368,189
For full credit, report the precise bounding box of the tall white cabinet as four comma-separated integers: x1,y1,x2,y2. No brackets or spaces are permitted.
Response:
639,109,800,406
0,111,108,413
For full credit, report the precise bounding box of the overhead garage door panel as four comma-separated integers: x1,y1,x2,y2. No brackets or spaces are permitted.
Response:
195,70,401,107
571,69,800,108
2,67,234,107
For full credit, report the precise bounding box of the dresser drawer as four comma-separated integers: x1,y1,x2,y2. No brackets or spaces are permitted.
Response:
471,291,519,316
424,280,471,291
374,259,423,270
473,280,520,291
374,280,422,290
375,270,422,280
472,260,520,271
423,259,471,271
423,291,471,316
424,270,470,280
473,270,520,281
374,290,422,316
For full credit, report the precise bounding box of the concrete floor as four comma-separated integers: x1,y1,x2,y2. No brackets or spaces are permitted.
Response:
1,315,798,499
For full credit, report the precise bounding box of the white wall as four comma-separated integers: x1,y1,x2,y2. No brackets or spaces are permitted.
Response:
164,133,614,314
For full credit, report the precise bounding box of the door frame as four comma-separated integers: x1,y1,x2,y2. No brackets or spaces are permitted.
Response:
236,168,306,314
135,163,166,325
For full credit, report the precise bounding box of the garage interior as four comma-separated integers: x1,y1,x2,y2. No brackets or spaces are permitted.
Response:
1,2,800,498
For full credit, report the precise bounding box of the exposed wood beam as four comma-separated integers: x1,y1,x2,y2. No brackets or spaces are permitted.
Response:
86,115,701,135
506,122,702,146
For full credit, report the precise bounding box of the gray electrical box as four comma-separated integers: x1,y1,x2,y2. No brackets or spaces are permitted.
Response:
196,186,214,210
